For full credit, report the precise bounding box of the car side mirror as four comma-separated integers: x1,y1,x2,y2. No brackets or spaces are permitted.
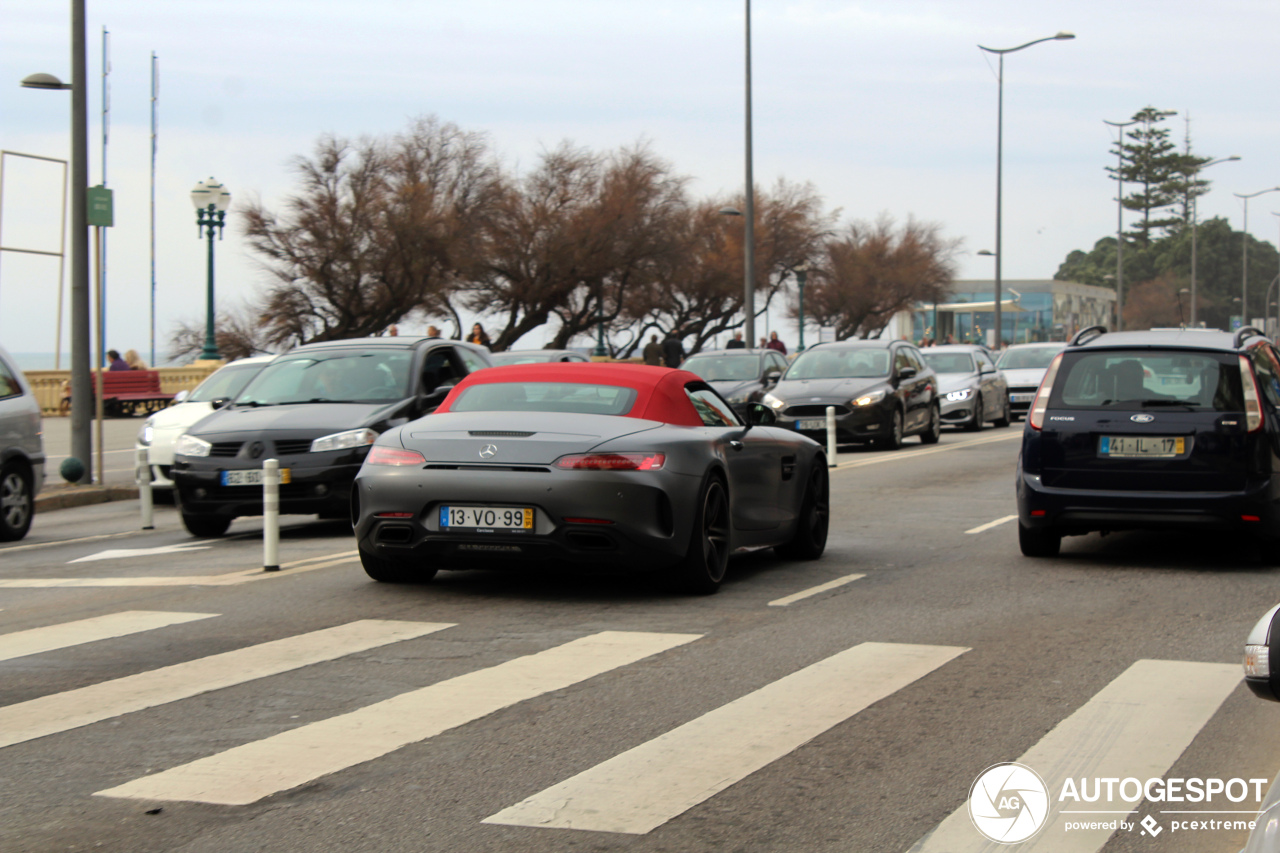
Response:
980,364,996,375
897,366,917,380
1245,603,1280,702
173,390,190,404
764,370,782,384
210,397,231,409
745,402,777,426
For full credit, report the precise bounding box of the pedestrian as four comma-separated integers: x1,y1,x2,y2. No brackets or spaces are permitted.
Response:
642,334,663,365
106,349,129,371
426,325,442,338
124,349,148,370
725,332,746,349
387,324,399,337
758,337,768,348
661,332,684,368
467,323,491,347
766,331,788,355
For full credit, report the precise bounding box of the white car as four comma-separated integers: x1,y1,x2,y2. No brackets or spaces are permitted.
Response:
995,342,1067,420
136,356,274,491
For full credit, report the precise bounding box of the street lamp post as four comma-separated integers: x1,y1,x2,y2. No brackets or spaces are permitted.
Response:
741,0,756,349
1103,118,1137,331
20,2,90,482
795,261,809,351
1189,156,1240,327
190,178,230,361
1234,186,1280,328
978,31,1074,351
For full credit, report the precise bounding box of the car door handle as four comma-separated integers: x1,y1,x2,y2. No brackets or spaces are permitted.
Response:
729,440,744,451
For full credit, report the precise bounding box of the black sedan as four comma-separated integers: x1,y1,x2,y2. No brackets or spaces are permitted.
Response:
351,363,830,594
681,348,789,417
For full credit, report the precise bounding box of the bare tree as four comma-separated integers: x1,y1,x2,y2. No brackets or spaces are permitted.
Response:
167,303,276,363
800,216,958,340
242,116,503,346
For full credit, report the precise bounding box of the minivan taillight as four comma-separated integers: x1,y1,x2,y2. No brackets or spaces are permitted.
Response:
1239,355,1265,432
1028,352,1064,431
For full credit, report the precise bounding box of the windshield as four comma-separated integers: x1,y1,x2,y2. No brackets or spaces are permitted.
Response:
188,362,267,403
921,352,975,374
235,349,412,405
490,352,556,365
997,346,1065,370
1050,351,1243,412
682,355,761,382
451,382,638,416
786,348,890,380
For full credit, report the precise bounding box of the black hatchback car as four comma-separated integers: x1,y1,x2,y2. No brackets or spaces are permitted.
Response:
171,336,492,537
1016,325,1280,556
762,338,940,449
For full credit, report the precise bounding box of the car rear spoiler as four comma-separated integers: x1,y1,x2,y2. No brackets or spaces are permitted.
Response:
1069,325,1107,346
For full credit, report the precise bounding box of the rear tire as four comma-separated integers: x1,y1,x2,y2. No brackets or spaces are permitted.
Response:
0,463,33,541
776,463,829,560
670,475,731,594
994,396,1011,428
181,513,231,538
360,549,436,584
919,404,942,445
1018,522,1061,557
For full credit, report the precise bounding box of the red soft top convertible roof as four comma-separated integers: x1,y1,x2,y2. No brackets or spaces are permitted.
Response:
435,363,706,426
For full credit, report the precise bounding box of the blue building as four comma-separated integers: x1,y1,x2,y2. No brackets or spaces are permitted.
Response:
910,279,1116,346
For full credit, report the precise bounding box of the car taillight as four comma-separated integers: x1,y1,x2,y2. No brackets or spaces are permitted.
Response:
1027,353,1064,431
366,446,426,466
1240,355,1265,432
554,452,666,470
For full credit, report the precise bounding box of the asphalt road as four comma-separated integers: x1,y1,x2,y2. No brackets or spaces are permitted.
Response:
3,425,1279,853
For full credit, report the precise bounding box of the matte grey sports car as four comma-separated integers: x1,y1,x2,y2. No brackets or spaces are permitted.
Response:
351,363,830,593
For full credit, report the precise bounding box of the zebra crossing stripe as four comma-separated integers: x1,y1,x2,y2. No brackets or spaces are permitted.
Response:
484,641,968,834
95,630,701,806
906,659,1241,853
0,611,216,662
0,620,453,749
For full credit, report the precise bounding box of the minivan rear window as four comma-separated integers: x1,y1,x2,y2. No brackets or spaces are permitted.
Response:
1050,350,1243,412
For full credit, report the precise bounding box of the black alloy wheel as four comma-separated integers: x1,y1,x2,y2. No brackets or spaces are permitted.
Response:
877,409,905,450
360,549,436,583
1018,522,1061,557
672,475,731,594
776,462,829,560
0,464,33,541
919,403,942,445
965,395,984,432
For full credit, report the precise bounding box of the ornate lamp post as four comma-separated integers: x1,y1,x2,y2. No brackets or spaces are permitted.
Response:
190,178,230,361
978,31,1074,349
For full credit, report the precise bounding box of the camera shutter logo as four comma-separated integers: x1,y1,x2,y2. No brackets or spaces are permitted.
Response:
968,762,1050,844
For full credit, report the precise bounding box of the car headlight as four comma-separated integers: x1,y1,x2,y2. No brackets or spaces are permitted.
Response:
945,388,973,402
762,392,787,411
174,433,212,457
138,418,154,446
310,428,379,453
852,390,886,407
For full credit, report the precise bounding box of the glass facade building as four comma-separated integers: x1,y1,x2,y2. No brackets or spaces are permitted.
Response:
911,279,1116,346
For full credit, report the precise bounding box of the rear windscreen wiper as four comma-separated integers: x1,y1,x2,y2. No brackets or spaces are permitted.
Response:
1140,400,1198,409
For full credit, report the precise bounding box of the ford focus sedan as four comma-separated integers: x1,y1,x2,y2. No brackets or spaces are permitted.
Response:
352,363,830,594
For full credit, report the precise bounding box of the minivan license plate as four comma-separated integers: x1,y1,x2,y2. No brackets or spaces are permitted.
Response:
440,506,533,532
1100,436,1184,458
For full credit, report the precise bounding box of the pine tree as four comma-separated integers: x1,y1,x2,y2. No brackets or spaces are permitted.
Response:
1106,107,1184,246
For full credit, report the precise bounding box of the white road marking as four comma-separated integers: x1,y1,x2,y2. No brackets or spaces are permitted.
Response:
906,659,1241,853
964,514,1018,535
69,544,212,563
484,641,967,835
96,630,701,806
767,573,865,606
833,432,1020,472
1,531,143,555
0,611,216,662
0,620,452,749
0,551,359,588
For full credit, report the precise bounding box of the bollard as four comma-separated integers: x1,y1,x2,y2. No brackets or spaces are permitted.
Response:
826,406,838,467
263,458,280,571
136,447,154,530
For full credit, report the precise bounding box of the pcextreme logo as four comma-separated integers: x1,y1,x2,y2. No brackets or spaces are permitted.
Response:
968,762,1050,844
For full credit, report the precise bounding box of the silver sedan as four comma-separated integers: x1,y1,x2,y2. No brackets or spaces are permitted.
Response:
920,345,1010,430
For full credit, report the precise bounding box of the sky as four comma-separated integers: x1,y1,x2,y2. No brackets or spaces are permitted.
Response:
2,1,1279,364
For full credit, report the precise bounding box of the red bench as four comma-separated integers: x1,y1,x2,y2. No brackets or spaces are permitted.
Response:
95,370,175,417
